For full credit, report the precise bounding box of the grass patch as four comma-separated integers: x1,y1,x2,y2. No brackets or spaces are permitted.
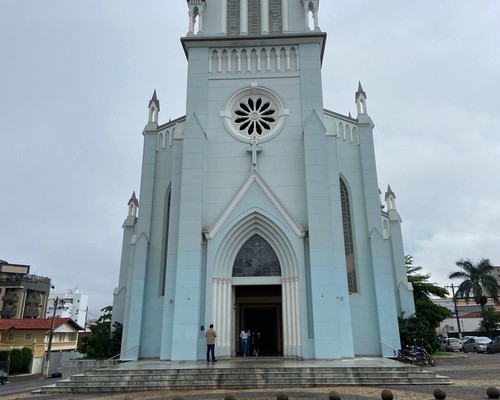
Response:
433,351,463,357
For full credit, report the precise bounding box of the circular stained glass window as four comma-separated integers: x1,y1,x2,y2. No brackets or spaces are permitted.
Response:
234,97,276,136
223,85,287,142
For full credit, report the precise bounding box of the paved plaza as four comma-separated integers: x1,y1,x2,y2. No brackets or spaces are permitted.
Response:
3,353,499,400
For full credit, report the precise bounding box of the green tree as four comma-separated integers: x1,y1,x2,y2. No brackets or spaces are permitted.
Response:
77,306,122,359
399,256,450,351
20,347,32,373
448,258,500,311
9,349,23,374
479,306,500,338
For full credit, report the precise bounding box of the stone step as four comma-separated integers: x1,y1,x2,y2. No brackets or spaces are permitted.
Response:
40,365,452,393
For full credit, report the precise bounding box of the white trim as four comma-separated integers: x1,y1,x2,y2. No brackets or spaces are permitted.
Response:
204,170,306,239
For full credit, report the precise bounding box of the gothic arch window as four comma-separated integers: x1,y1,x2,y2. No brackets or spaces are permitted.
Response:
232,234,281,277
338,122,344,139
340,178,358,293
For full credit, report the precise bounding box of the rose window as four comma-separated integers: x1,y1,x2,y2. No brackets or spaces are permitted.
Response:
223,85,287,142
234,97,276,136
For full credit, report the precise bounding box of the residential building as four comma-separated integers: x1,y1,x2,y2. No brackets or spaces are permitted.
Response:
0,317,82,374
0,260,51,319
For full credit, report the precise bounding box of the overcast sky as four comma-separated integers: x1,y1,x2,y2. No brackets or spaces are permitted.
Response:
1,1,499,318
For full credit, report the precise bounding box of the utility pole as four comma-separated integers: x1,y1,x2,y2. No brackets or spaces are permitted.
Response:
446,284,463,339
43,296,65,376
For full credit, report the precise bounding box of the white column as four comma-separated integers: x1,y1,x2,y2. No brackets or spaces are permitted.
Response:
188,11,195,34
227,51,232,73
213,278,232,355
281,0,289,32
261,0,269,34
198,11,204,34
293,277,301,356
237,51,242,72
247,51,252,72
220,0,228,35
282,278,289,355
313,7,319,30
240,0,248,35
221,280,230,349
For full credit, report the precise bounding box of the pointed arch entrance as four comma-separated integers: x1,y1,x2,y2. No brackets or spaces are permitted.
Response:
210,212,302,358
233,234,283,356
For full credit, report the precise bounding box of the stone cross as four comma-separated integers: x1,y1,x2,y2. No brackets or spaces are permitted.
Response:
247,138,262,170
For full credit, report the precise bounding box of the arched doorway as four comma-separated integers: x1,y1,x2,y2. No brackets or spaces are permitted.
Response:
234,285,283,356
210,212,303,359
232,234,283,356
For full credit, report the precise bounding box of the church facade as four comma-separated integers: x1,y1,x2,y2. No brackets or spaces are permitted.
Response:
112,0,415,361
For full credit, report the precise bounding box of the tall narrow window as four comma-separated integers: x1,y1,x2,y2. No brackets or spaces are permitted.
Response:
340,178,358,293
160,190,171,296
233,234,281,277
227,0,240,36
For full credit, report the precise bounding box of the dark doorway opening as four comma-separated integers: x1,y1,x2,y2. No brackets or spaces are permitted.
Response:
235,285,282,356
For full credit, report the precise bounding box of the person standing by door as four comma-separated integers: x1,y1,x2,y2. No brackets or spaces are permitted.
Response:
240,328,251,356
205,324,217,362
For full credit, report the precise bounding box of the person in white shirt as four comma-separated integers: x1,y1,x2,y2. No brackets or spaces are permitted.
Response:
240,328,251,356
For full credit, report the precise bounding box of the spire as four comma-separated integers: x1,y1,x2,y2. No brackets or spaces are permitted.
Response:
385,185,396,210
148,90,160,111
148,90,160,124
355,81,368,116
127,191,139,217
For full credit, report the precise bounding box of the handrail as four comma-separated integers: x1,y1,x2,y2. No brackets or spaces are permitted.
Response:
380,341,397,356
106,345,139,361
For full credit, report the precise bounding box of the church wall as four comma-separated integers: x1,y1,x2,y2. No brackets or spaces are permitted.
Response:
337,136,382,355
160,139,184,360
138,133,176,358
322,113,393,356
202,69,308,230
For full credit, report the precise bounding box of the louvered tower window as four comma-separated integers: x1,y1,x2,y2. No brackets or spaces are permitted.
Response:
248,0,261,34
269,0,282,33
227,1,282,36
227,0,240,36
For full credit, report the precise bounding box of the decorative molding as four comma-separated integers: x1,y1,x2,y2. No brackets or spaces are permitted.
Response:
204,170,306,239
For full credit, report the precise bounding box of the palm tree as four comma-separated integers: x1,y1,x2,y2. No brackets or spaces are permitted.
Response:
448,258,500,310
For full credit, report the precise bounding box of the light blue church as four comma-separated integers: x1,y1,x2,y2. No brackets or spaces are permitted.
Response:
112,0,415,361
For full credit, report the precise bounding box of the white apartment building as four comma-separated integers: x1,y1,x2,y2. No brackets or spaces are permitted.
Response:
46,288,88,330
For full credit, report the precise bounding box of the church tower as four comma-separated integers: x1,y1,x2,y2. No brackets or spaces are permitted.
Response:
113,0,415,361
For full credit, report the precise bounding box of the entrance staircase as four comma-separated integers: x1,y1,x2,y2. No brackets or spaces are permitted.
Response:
40,358,452,394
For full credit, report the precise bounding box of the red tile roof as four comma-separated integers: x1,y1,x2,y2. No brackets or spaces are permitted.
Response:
0,318,82,331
